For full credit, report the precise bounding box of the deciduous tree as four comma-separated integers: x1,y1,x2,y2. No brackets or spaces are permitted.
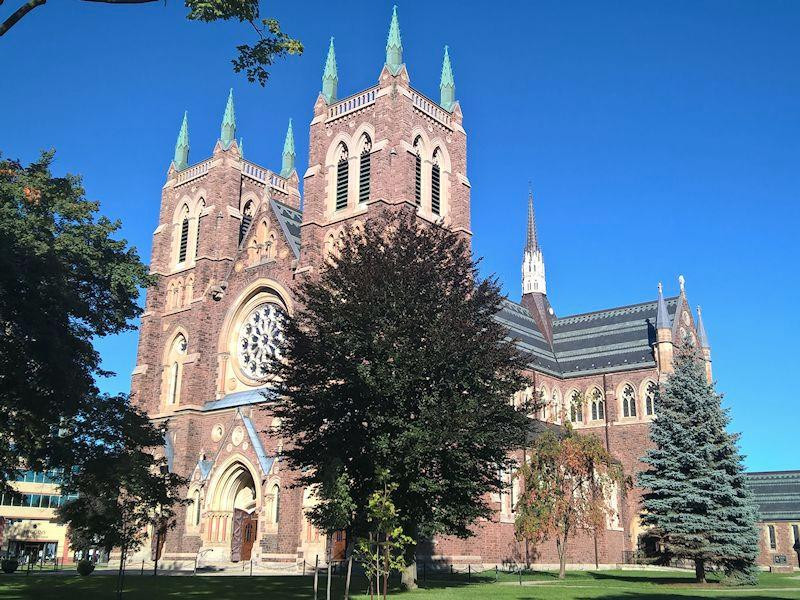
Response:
271,209,531,589
515,426,625,579
0,1,302,86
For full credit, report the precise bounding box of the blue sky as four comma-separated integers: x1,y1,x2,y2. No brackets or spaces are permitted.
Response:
2,1,798,471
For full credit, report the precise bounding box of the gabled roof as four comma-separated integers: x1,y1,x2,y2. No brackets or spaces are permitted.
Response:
270,198,302,259
746,470,800,522
202,387,276,412
242,415,274,476
498,296,679,377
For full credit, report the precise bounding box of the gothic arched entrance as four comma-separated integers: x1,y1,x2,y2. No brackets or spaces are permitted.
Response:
206,459,259,562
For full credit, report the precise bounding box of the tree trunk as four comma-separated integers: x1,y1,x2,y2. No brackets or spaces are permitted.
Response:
556,537,566,580
116,544,127,600
344,555,353,600
695,558,706,583
400,543,417,590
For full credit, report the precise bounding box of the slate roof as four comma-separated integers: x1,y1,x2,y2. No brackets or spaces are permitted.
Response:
270,198,302,259
202,387,276,412
499,296,679,378
745,471,800,522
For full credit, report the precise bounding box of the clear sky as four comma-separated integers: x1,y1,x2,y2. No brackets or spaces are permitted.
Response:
2,1,797,471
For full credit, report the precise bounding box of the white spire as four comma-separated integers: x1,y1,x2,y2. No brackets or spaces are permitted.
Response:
522,186,546,295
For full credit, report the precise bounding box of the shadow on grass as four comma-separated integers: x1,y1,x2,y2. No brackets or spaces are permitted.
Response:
586,571,702,586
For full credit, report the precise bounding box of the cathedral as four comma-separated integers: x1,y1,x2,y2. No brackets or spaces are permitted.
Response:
129,8,712,570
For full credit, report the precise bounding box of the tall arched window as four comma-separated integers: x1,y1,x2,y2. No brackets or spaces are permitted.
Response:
590,388,605,421
358,134,371,204
551,389,561,423
621,384,637,418
569,390,583,423
165,334,187,406
271,483,280,524
195,198,205,258
193,490,201,526
335,143,349,211
240,201,254,244
413,137,422,206
431,148,442,215
645,381,657,416
538,387,547,421
177,205,190,263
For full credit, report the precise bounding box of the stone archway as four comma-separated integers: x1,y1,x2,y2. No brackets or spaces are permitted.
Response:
204,459,259,562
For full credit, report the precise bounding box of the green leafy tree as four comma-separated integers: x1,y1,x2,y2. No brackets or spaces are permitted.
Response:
638,345,759,584
353,475,414,600
0,1,302,86
515,426,625,579
272,209,531,589
57,394,188,598
0,151,151,491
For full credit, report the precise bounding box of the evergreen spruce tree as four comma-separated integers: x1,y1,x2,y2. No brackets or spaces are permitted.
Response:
639,345,758,584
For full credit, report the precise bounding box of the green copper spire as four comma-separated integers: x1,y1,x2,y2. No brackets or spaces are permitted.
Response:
220,88,236,149
173,111,189,171
322,37,338,104
281,118,296,177
385,5,403,75
440,45,455,111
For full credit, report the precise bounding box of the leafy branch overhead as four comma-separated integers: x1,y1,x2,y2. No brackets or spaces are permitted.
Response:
0,0,303,86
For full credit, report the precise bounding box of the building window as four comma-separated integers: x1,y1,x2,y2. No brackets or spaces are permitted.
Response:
240,201,254,244
335,143,349,211
165,334,187,406
792,524,799,546
413,136,422,205
178,206,190,264
271,483,280,524
193,490,201,526
622,384,637,418
358,134,371,204
551,389,561,423
645,381,657,416
431,148,442,215
195,198,205,257
569,391,583,423
768,524,776,550
590,388,605,421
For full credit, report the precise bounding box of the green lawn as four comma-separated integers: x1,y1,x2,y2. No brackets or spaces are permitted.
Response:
0,569,798,599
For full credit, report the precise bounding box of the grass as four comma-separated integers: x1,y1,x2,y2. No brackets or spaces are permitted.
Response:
0,569,798,599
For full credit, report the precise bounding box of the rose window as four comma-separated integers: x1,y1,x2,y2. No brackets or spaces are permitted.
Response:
237,303,284,379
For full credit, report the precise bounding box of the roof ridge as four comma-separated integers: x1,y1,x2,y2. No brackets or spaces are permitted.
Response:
555,296,679,323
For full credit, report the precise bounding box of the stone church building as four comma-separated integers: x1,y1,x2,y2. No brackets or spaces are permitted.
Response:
129,8,713,570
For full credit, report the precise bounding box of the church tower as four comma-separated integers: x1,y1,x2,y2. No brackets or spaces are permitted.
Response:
297,6,470,273
520,188,554,343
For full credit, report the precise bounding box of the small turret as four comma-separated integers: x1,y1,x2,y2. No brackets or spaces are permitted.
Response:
696,305,712,381
655,282,674,377
281,119,296,177
322,37,338,104
172,111,189,171
440,46,455,111
520,186,553,345
220,89,236,149
385,5,403,75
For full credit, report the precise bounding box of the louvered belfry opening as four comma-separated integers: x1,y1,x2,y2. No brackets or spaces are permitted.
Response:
431,163,441,215
239,202,253,245
358,136,371,204
178,218,189,262
336,143,349,211
413,137,422,205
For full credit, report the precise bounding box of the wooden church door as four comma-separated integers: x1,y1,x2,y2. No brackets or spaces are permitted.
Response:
231,509,258,562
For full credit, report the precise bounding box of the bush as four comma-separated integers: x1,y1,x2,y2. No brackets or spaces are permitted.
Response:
76,559,95,576
1,558,19,574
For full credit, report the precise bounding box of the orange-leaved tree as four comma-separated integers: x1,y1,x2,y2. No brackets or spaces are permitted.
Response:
515,424,626,578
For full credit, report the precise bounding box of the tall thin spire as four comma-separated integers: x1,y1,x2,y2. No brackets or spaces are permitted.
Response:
172,111,189,171
440,45,455,110
220,88,236,149
322,37,338,104
522,186,546,296
656,282,671,330
696,306,710,349
526,184,538,252
385,5,403,75
281,118,296,177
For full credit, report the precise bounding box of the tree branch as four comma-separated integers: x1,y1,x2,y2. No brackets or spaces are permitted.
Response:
0,0,46,37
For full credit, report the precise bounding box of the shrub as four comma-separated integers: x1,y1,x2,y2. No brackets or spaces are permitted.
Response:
76,559,95,576
1,558,19,574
